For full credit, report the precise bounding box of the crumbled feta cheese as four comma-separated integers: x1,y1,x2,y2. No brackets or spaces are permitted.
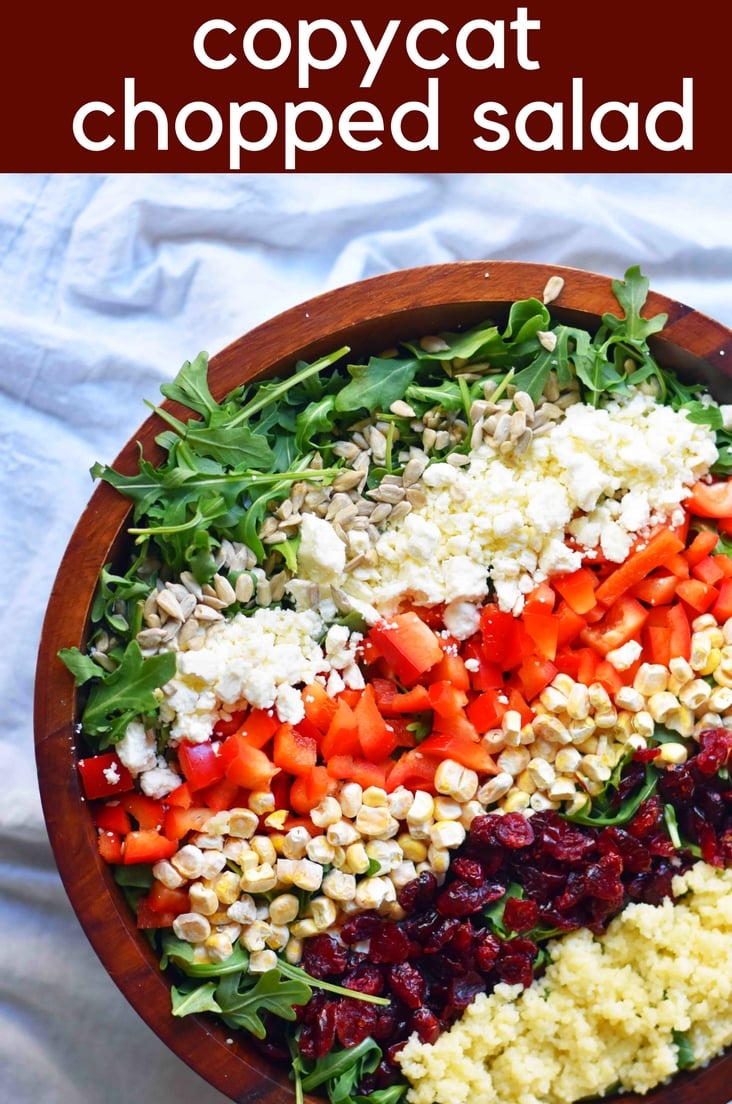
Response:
296,513,346,583
116,720,158,776
139,760,182,800
102,763,120,786
158,607,362,745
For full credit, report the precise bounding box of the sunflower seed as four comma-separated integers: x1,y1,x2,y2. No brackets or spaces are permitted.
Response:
235,574,254,604
537,330,557,352
542,275,565,304
156,588,185,621
390,399,416,418
420,335,451,353
213,573,237,606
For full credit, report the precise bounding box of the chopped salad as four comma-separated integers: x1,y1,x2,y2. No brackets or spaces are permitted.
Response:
61,267,732,1103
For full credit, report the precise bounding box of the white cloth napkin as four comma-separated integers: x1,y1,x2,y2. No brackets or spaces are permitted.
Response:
2,172,731,1103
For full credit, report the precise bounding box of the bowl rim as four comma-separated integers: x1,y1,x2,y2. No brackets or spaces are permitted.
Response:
33,259,732,1104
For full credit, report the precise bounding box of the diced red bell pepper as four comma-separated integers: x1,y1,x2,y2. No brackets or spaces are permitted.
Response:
683,528,720,567
320,697,361,759
418,732,498,775
212,710,247,738
521,610,559,661
119,791,166,831
78,751,134,801
675,577,719,613
354,684,399,761
629,571,679,606
273,722,318,776
712,577,732,622
594,526,685,607
685,477,732,518
516,655,558,702
368,611,444,686
301,682,339,733
667,602,692,662
551,567,598,615
177,740,226,792
554,601,589,648
371,678,432,716
692,555,726,586
429,649,471,691
480,603,526,670
165,781,193,809
579,595,648,657
163,805,213,841
289,765,334,814
460,637,503,691
325,754,390,790
198,776,243,812
123,828,178,865
221,736,280,791
97,830,124,864
145,881,190,916
466,688,508,733
426,680,469,718
233,708,279,749
385,749,438,793
92,801,133,835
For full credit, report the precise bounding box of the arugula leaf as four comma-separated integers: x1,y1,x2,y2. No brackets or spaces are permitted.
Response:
672,1029,696,1070
215,968,312,1038
297,1036,383,1095
172,981,222,1017
59,639,176,747
160,932,250,977
605,266,668,347
563,759,661,828
335,357,418,416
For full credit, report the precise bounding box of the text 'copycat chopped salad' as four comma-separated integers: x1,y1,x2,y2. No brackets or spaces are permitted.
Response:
61,268,732,1104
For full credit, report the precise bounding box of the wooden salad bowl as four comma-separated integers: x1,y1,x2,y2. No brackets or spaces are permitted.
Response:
34,261,732,1104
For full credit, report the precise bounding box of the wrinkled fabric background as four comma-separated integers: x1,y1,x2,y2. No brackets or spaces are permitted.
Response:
2,173,731,1103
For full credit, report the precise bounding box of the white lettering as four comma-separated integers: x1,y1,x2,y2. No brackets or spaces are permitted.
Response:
351,19,400,88
193,19,236,70
391,77,439,151
405,20,449,70
511,6,541,70
456,20,504,69
472,102,511,150
284,101,334,169
72,102,114,151
515,100,563,150
590,100,638,151
646,78,693,150
175,103,224,150
242,20,291,70
123,77,168,150
229,102,278,170
298,19,348,88
339,102,384,150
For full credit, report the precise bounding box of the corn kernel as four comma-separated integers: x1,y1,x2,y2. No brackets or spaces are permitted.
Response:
250,835,277,865
699,648,722,676
398,833,428,863
212,871,241,906
355,805,399,838
326,819,361,846
362,786,388,807
355,875,392,910
565,683,591,720
614,686,645,712
501,709,523,745
343,841,370,875
171,844,205,880
477,772,513,805
689,634,712,671
320,869,356,904
550,673,577,697
709,686,732,712
433,795,463,820
426,845,451,875
228,808,259,838
172,912,211,943
633,663,669,695
502,789,531,813
434,759,479,802
365,839,403,873
647,691,681,724
429,820,466,849
226,895,257,924
539,685,568,713
387,786,413,820
153,859,186,889
241,920,273,951
291,859,324,892
239,863,278,894
268,893,300,925
310,796,343,827
658,742,689,765
249,949,279,973
282,826,312,860
310,896,338,930
497,746,531,777
189,882,219,916
248,790,275,816
527,757,556,790
459,800,484,828
204,932,234,963
678,678,712,710
290,917,319,940
339,782,363,819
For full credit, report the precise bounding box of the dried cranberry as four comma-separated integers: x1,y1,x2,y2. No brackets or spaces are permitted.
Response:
696,728,732,775
534,812,596,863
475,930,501,971
658,765,696,804
402,910,460,953
597,826,651,874
495,952,535,988
503,896,540,933
493,812,535,849
300,933,349,979
410,1007,442,1044
397,870,438,913
336,996,378,1049
298,995,337,1059
341,961,385,996
445,970,487,1012
388,962,427,1009
340,910,382,945
369,921,411,964
437,880,506,917
450,856,486,886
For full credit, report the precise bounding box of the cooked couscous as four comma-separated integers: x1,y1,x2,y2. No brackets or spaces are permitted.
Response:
397,861,732,1104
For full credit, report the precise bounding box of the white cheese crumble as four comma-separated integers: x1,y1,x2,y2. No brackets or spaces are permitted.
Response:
157,607,363,745
288,390,717,618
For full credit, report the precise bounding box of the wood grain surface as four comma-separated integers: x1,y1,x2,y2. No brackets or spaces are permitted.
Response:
34,261,732,1104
